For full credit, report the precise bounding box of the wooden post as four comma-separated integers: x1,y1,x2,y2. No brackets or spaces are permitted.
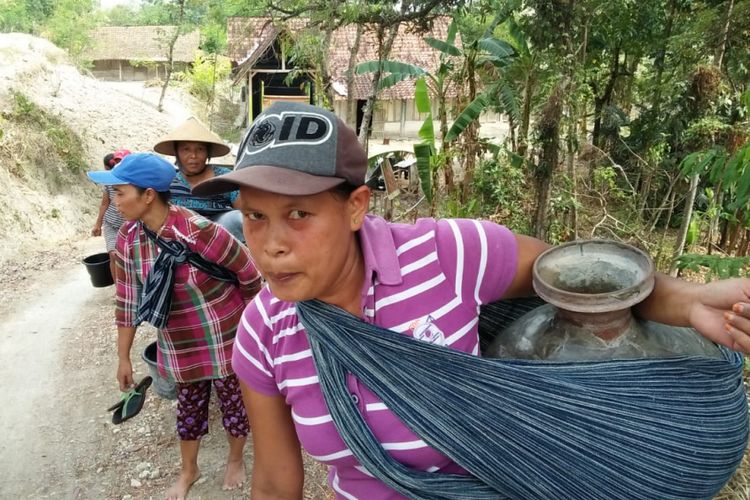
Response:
381,158,400,200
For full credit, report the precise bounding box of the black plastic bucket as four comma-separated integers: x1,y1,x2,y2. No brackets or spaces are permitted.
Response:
82,252,113,288
141,342,177,400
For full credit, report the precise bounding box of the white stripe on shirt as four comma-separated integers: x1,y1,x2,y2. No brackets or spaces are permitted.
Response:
382,439,429,451
292,409,333,426
270,305,297,324
375,274,446,309
234,339,272,377
366,402,388,412
332,472,358,500
240,315,275,368
255,299,273,330
400,251,438,276
278,374,319,390
446,219,465,298
391,296,462,333
396,230,435,256
444,317,479,346
310,448,354,461
472,219,489,303
272,323,305,344
274,348,312,366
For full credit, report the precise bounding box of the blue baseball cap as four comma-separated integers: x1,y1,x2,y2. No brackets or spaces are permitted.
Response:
87,152,176,191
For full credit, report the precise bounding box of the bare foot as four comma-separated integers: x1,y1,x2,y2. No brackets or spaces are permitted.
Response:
165,468,200,500
222,458,246,491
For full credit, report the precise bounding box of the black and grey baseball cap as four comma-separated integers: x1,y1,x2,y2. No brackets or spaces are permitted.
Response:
192,102,367,196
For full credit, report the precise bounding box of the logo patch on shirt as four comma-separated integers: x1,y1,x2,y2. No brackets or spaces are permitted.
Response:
409,315,445,345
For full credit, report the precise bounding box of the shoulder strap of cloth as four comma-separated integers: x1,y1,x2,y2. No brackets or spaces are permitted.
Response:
296,299,748,500
135,224,238,329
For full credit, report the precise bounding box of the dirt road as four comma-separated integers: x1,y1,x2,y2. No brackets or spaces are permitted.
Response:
0,238,329,500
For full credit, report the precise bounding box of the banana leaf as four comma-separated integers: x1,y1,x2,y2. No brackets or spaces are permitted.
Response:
424,37,461,57
477,38,516,60
414,77,431,115
355,60,425,78
497,80,521,126
445,94,488,142
413,142,434,203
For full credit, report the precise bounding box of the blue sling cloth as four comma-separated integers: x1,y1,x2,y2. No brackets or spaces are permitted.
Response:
296,299,749,500
135,224,238,329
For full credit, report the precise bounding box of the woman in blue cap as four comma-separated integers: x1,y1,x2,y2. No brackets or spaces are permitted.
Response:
88,153,262,499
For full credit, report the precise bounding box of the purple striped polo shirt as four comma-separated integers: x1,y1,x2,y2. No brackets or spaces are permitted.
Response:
233,214,518,499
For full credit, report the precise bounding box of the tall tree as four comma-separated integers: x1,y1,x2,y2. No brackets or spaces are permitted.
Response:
157,0,186,112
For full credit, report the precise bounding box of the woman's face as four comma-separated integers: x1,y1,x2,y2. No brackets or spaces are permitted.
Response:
112,184,150,221
176,141,209,176
239,185,369,304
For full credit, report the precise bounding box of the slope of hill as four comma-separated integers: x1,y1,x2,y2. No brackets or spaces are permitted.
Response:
0,33,215,266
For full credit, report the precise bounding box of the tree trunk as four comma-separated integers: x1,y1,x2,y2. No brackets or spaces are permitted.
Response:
621,55,641,115
157,0,185,113
517,67,535,159
566,102,578,239
345,24,363,126
715,0,735,68
357,24,399,152
438,88,453,190
669,174,699,276
650,0,677,123
706,188,724,254
460,53,478,203
739,230,750,256
592,44,620,148
532,81,564,240
317,0,341,109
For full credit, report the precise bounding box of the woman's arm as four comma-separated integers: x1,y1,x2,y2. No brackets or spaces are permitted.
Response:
116,326,136,391
634,273,750,353
92,191,109,236
501,234,551,299
242,382,304,499
193,218,261,300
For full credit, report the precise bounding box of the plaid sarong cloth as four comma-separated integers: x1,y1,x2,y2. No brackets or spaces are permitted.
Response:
135,224,237,329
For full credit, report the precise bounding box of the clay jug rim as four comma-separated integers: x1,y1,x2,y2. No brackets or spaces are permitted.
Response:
532,239,655,314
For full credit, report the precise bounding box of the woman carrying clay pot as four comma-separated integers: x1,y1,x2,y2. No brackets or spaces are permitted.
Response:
154,117,245,243
193,102,750,500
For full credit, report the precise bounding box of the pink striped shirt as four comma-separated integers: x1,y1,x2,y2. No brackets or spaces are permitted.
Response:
233,215,517,498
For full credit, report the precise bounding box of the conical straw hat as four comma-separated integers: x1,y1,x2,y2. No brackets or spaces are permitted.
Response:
153,117,231,157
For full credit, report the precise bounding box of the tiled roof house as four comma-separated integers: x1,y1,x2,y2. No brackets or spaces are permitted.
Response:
84,26,200,81
226,16,461,138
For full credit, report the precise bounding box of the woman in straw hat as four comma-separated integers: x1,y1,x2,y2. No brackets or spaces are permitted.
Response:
154,117,245,243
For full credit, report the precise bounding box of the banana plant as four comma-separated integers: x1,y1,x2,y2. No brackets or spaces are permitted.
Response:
356,17,517,204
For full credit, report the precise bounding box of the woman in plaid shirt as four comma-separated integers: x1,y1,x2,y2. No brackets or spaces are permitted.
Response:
88,153,262,499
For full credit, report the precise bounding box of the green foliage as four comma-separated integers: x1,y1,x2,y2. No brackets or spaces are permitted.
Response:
674,253,750,281
45,0,96,57
7,91,86,175
413,143,434,204
446,94,487,142
176,52,232,103
0,0,55,32
683,117,732,148
470,150,532,233
0,0,95,60
413,77,436,203
546,174,581,244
